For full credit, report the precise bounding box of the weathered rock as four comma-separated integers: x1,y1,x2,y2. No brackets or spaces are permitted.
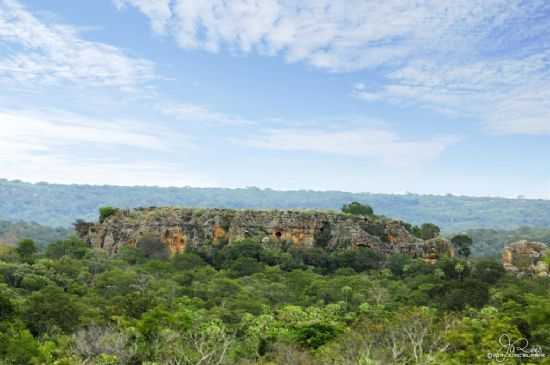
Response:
501,240,549,276
78,207,453,262
534,261,549,274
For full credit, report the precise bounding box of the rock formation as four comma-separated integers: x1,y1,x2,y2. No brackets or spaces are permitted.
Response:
77,207,453,261
501,240,549,277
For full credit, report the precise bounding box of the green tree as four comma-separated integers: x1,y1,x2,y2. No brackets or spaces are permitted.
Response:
341,202,374,216
99,206,118,223
16,239,37,262
294,322,340,349
46,236,89,259
0,329,43,365
172,252,206,271
229,257,264,277
24,286,82,335
451,234,473,258
419,223,440,240
472,259,505,284
0,292,15,321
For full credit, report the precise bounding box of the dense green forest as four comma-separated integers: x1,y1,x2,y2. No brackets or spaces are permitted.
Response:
2,179,550,231
1,234,549,365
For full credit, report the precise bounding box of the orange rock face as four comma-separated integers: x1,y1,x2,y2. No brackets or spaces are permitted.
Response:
164,229,187,255
78,207,453,262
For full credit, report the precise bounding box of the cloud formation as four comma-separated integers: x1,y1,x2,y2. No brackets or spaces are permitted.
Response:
157,102,253,125
114,0,171,34
354,53,550,135
0,0,156,89
118,0,550,135
244,127,455,167
0,108,203,185
113,0,544,71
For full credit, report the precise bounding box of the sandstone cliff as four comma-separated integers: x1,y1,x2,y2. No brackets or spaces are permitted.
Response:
76,207,453,261
501,240,549,277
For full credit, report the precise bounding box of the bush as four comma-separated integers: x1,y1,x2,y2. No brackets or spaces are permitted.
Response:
419,223,441,240
24,286,82,335
173,252,206,270
451,234,473,258
46,237,89,259
99,206,118,223
294,323,340,349
229,257,264,277
472,259,505,284
341,202,374,216
16,239,37,262
0,292,15,320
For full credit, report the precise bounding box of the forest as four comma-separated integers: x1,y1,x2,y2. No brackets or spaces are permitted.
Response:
2,179,550,231
1,221,550,364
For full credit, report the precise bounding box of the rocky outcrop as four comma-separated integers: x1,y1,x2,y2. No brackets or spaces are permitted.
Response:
501,240,549,277
77,207,453,261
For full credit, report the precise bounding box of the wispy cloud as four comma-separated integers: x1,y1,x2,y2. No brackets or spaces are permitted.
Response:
0,109,174,152
354,53,550,135
120,0,550,135
0,108,195,164
0,0,156,90
114,0,544,72
113,0,172,34
0,108,212,186
242,127,456,167
157,102,254,125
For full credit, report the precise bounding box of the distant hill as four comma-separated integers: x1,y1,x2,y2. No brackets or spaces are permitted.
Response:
1,179,550,231
0,219,72,247
466,226,550,257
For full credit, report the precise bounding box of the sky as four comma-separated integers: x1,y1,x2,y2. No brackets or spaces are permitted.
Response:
0,0,549,198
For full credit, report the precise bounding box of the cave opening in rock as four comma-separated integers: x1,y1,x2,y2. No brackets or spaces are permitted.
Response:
275,231,282,239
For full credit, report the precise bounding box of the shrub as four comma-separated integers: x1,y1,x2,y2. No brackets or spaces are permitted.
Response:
99,206,118,223
341,202,374,216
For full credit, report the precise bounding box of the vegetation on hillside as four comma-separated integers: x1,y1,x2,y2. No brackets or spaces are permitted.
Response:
465,226,550,257
2,179,550,231
1,233,549,364
0,220,71,247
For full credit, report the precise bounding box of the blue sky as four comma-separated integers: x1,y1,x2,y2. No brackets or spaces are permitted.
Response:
1,0,549,198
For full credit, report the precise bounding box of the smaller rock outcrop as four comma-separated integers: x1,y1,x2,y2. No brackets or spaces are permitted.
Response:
501,240,549,277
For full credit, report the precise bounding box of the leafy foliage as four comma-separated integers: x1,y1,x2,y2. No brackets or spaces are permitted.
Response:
1,231,549,364
99,206,119,223
341,201,374,216
451,234,473,258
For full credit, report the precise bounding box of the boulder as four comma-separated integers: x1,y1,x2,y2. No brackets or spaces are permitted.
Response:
501,240,549,276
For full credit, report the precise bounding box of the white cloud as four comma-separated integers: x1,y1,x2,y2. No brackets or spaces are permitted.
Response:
244,127,455,167
0,0,156,89
121,0,550,136
0,108,214,186
157,102,253,125
0,109,170,152
118,0,540,72
114,0,172,34
354,53,550,135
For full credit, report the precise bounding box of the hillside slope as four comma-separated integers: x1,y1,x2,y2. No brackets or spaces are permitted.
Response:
0,220,71,246
1,179,550,231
